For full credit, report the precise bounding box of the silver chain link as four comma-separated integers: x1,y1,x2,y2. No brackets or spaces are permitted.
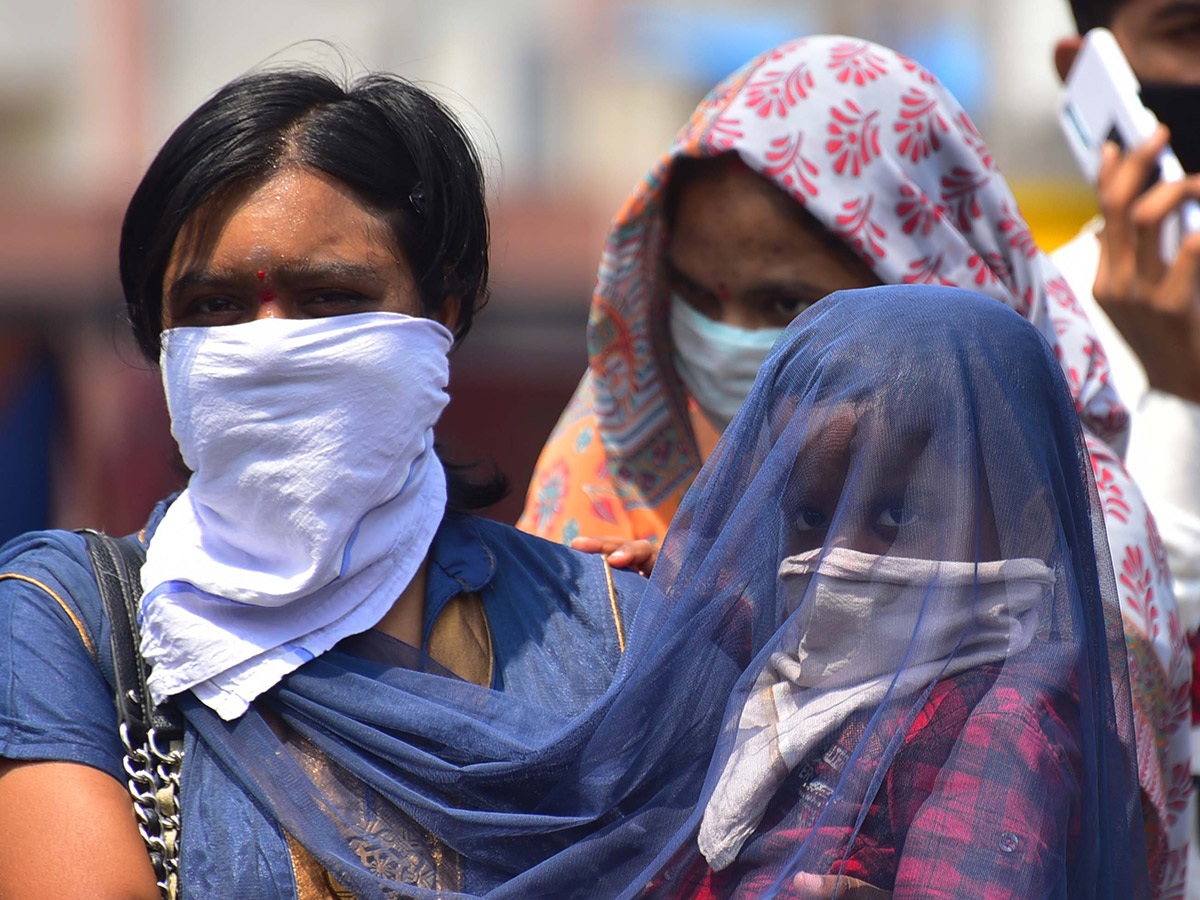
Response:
120,719,183,899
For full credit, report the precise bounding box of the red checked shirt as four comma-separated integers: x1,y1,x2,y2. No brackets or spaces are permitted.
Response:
646,664,1084,900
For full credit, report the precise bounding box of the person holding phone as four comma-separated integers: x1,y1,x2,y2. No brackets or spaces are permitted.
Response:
1053,12,1200,894
1053,0,1200,653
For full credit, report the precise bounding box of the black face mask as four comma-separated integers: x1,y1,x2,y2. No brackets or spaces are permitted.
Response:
1140,82,1200,174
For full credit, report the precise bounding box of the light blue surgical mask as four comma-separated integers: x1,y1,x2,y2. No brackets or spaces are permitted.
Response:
669,294,786,432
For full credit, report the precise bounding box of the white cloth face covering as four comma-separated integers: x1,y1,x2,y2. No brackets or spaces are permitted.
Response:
669,294,785,432
140,312,453,720
697,546,1051,871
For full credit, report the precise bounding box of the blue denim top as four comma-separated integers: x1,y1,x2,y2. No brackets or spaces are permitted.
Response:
0,498,644,897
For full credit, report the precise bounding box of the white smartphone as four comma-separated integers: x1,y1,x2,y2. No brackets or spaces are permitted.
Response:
1058,27,1200,256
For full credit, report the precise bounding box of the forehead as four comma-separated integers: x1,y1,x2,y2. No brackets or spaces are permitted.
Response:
165,167,399,276
668,163,818,247
665,163,842,284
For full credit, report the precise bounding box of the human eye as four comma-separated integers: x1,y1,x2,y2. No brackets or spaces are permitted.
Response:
1164,15,1200,41
795,506,829,531
876,505,919,528
193,296,239,314
667,264,721,315
771,296,811,319
173,294,245,326
304,290,375,316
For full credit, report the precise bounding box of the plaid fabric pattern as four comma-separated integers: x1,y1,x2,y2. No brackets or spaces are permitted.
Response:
650,664,1081,899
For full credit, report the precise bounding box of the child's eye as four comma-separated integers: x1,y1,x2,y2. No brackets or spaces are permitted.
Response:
877,506,918,528
795,507,829,531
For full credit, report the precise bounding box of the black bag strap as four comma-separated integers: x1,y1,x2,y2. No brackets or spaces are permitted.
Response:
79,529,184,899
78,530,183,743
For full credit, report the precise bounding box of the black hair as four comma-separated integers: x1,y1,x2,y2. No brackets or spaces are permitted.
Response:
1067,0,1128,32
120,67,489,359
121,67,506,511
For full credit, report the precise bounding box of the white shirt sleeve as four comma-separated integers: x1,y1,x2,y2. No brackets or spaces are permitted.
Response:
1054,223,1200,632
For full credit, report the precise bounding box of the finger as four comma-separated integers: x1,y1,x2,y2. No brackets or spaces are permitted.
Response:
606,542,647,566
1129,176,1200,282
1096,142,1135,276
605,540,658,576
574,535,635,545
570,536,627,555
634,541,661,577
1096,139,1122,190
1100,126,1170,231
1097,131,1174,300
1159,229,1200,315
792,872,831,899
793,872,892,899
569,537,606,553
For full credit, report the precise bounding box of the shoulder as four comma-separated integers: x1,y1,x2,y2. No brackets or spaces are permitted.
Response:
466,514,642,590
0,529,107,662
452,515,642,705
472,513,642,575
944,665,1081,771
0,529,129,780
469,514,581,563
458,514,646,634
0,493,170,635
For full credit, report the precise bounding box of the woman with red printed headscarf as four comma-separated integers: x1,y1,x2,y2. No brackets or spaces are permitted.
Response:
519,36,1191,898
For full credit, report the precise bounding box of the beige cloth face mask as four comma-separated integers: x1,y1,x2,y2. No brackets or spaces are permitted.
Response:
698,546,1052,871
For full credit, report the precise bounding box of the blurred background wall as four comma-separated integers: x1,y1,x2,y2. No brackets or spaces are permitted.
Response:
0,0,1095,537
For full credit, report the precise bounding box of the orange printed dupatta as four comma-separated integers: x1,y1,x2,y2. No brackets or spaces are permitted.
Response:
518,36,1127,548
515,71,757,546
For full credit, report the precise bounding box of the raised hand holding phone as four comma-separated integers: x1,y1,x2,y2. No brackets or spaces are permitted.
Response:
1060,27,1200,260
1059,27,1200,402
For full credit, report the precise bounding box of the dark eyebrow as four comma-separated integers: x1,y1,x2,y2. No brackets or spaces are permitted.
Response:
662,257,708,294
743,280,832,302
665,256,834,304
665,254,833,302
1155,0,1200,21
165,260,390,301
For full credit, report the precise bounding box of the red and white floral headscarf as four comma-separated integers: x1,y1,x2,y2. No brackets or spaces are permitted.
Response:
525,35,1134,529
520,42,1188,893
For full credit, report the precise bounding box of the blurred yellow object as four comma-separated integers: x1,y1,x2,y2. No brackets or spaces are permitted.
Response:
1010,181,1099,254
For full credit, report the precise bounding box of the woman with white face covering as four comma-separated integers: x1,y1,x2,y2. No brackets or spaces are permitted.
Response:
519,37,1190,896
0,69,649,899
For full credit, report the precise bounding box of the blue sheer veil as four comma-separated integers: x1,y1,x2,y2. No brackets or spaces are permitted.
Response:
181,285,1146,899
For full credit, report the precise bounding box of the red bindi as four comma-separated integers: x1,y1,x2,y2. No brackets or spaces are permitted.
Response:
256,269,266,281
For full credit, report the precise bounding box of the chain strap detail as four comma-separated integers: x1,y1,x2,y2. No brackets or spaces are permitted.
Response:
120,717,183,900
79,531,185,900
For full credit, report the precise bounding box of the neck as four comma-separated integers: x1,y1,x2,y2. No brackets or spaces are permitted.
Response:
372,554,430,648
